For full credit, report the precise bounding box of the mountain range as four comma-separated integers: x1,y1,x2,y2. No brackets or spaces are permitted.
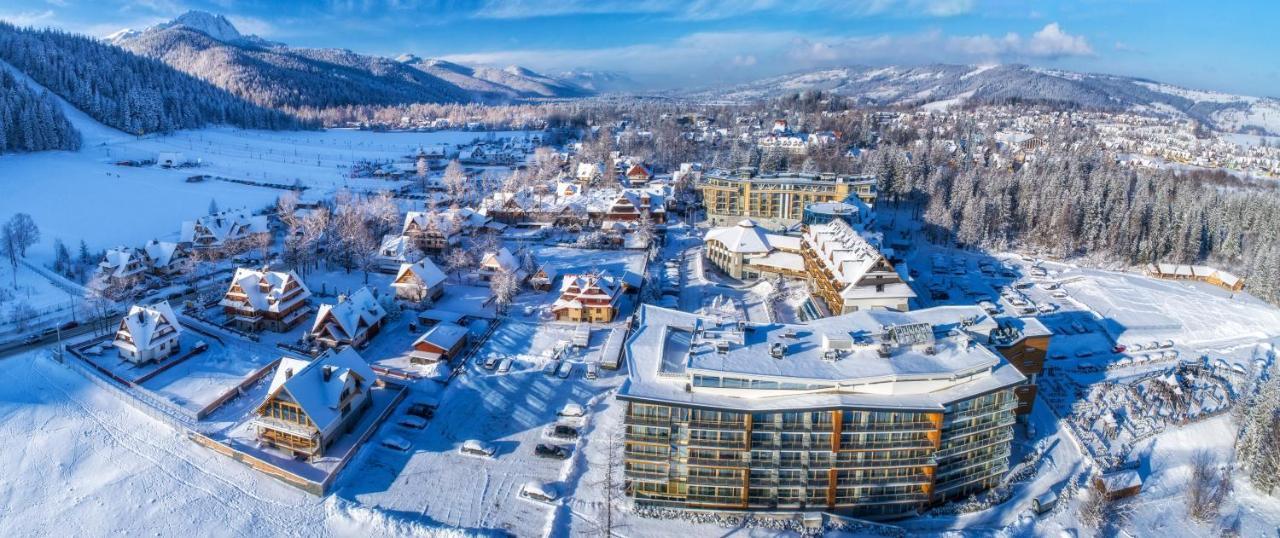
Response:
106,11,595,108
690,64,1280,135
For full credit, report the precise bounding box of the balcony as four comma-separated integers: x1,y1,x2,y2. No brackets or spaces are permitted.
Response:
838,438,937,451
935,449,1011,480
686,474,745,487
252,416,318,439
625,432,671,445
832,455,936,469
943,414,1017,439
624,415,672,428
687,420,747,431
753,421,811,432
624,468,669,481
934,430,1013,459
947,400,1018,422
686,437,748,450
625,451,671,463
687,457,749,468
842,421,937,434
834,491,930,506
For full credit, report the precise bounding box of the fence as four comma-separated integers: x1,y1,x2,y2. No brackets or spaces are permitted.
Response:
194,357,283,420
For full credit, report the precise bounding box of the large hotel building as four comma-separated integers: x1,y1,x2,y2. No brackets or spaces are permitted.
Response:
698,168,877,230
618,304,1049,520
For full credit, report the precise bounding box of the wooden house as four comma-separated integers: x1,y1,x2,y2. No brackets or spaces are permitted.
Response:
141,239,187,277
409,322,469,365
624,163,653,186
308,287,387,350
391,258,447,303
528,264,559,292
219,267,313,332
96,246,147,286
253,348,376,459
478,247,520,282
180,208,269,250
113,301,183,364
1093,470,1143,500
552,273,621,323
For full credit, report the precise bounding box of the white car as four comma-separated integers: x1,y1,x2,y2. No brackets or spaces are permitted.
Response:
556,361,573,379
397,416,427,430
558,403,585,418
380,436,411,452
519,481,558,504
459,439,495,458
497,358,514,373
586,362,599,380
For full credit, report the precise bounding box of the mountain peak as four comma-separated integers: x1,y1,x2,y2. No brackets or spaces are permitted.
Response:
395,53,421,63
157,10,243,43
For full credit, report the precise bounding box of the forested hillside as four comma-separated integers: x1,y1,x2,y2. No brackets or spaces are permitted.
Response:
0,69,79,153
0,22,306,135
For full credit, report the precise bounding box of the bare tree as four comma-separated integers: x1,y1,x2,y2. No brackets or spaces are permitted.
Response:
0,221,18,288
7,213,39,257
489,269,520,314
1078,478,1109,531
587,426,626,538
442,159,468,202
444,248,473,283
1187,450,1232,522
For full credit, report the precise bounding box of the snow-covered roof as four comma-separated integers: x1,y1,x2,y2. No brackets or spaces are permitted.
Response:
480,248,519,273
264,348,375,432
706,220,772,254
310,287,386,343
552,273,621,312
393,258,446,291
142,240,181,268
415,321,468,351
99,246,142,278
180,208,268,245
378,234,413,260
803,219,916,301
220,267,311,313
116,301,182,350
619,304,1026,411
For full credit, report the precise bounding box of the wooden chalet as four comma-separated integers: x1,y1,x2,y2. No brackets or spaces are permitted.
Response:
308,287,387,350
180,209,269,250
220,267,313,332
391,258,447,303
552,273,621,323
409,321,469,365
253,348,376,459
113,301,183,364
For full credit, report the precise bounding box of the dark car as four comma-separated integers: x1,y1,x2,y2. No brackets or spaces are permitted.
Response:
534,443,571,460
548,424,579,440
406,403,436,419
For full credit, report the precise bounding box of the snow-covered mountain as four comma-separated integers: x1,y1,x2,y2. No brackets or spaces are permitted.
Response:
396,55,589,100
699,64,1280,135
106,11,591,108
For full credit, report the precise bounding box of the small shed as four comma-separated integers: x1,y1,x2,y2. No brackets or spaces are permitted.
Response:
1093,470,1142,500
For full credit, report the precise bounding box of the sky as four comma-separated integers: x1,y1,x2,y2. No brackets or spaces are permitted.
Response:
1,0,1277,96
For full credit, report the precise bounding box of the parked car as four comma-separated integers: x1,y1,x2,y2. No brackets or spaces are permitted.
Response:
547,424,579,440
586,362,599,380
1052,290,1069,299
484,355,501,370
192,340,209,353
558,404,585,418
543,359,561,376
380,436,411,452
497,358,513,373
397,416,428,430
556,361,573,379
1112,344,1127,354
460,439,496,458
406,402,436,419
519,481,558,504
534,443,571,459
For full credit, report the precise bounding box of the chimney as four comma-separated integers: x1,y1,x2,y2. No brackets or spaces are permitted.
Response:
284,368,294,379
322,365,334,382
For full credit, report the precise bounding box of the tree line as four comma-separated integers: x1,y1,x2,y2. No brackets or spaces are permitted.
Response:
0,69,79,153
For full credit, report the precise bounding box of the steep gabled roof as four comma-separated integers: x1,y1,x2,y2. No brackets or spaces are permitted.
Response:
117,300,182,349
221,267,312,312
310,287,386,342
264,348,375,431
393,258,447,290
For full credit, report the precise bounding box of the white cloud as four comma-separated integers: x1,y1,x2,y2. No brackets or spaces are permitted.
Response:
471,0,974,20
226,15,274,37
1025,22,1094,58
0,9,56,27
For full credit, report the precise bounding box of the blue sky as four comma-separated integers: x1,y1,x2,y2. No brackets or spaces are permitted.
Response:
2,0,1276,95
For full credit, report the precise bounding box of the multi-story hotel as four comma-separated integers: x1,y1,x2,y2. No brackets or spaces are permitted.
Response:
698,168,877,230
619,304,1042,520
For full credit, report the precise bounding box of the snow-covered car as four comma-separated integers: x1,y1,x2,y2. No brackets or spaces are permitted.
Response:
397,416,427,430
1160,340,1175,349
556,361,573,379
534,443,571,459
1037,303,1057,313
586,362,599,380
1074,349,1094,358
497,358,513,373
380,436,411,452
193,340,209,352
519,481,558,504
1051,290,1069,299
483,355,501,370
558,403,585,418
978,301,999,315
460,439,495,458
543,359,561,376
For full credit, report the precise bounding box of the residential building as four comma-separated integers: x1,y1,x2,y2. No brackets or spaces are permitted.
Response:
391,258,447,303
409,322,469,365
376,235,417,272
625,163,654,186
618,305,1027,520
253,348,376,459
801,219,914,314
96,246,147,287
141,240,187,276
1145,263,1244,292
400,211,462,254
220,267,313,332
309,287,387,349
552,273,621,323
180,208,269,250
478,248,521,282
698,168,877,229
113,301,182,364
